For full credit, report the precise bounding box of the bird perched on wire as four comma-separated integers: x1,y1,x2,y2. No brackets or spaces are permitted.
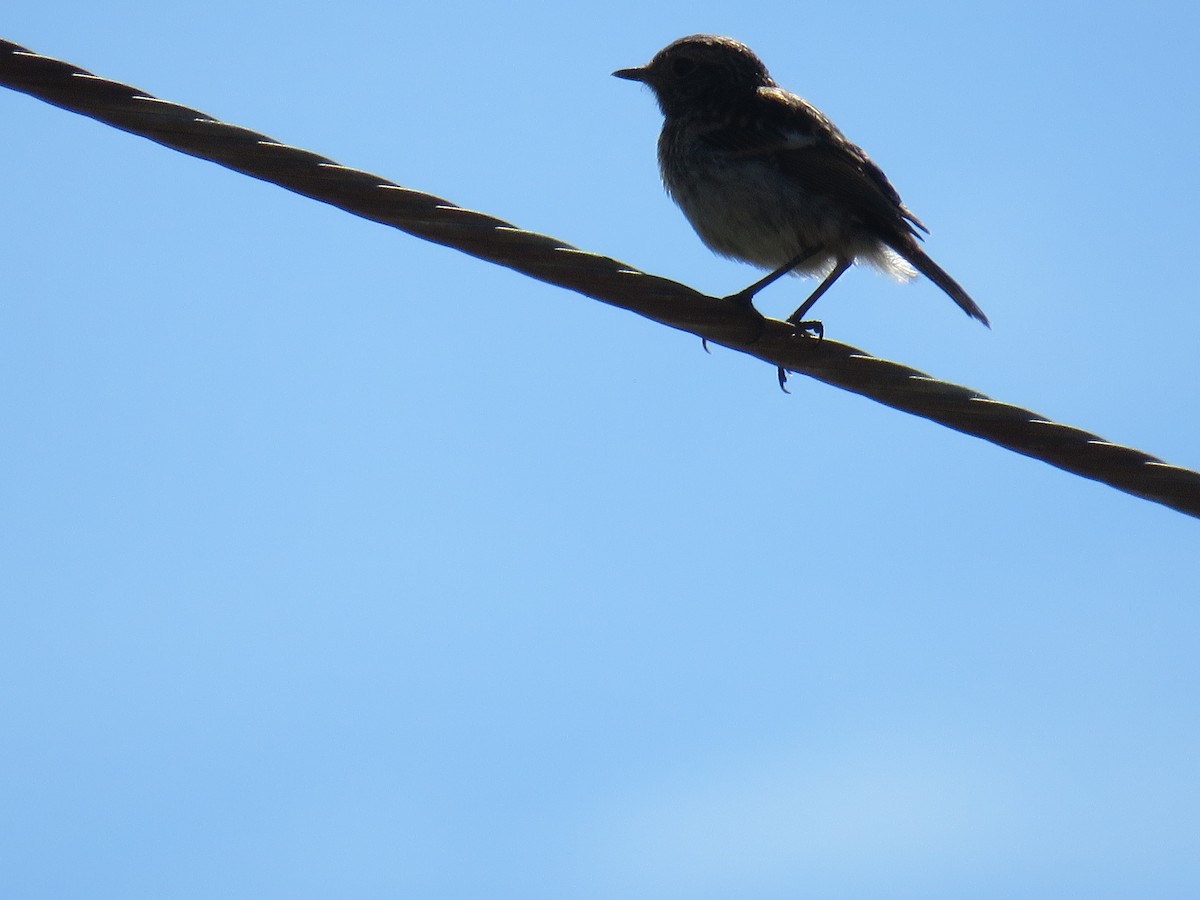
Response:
614,34,988,382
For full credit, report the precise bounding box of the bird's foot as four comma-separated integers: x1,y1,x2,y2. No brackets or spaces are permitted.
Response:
723,288,758,310
776,319,824,393
789,318,824,341
699,289,767,353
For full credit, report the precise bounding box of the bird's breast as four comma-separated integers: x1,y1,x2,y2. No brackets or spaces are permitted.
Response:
657,125,848,274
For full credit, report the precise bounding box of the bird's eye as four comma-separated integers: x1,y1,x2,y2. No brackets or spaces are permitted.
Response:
671,57,696,77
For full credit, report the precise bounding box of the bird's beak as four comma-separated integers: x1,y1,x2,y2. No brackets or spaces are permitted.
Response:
612,65,649,82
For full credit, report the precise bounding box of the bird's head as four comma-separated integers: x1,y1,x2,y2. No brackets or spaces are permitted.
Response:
613,35,776,117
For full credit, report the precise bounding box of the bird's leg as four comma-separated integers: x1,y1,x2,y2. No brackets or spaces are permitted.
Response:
709,248,821,354
724,247,821,308
785,257,851,332
702,253,812,351
776,258,852,392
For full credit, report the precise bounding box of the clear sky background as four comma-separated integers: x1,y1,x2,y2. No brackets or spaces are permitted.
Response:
3,2,1198,898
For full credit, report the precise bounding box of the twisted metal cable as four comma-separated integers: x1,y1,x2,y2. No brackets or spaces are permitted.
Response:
3,38,1198,519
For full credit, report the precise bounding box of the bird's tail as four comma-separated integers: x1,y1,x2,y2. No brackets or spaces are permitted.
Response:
901,243,990,327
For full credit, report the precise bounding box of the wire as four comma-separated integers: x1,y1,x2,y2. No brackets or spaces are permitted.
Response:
3,38,1198,519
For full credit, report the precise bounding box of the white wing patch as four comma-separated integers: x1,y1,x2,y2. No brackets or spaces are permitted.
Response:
778,129,820,150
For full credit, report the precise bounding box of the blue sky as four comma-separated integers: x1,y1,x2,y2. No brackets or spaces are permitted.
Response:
3,2,1198,898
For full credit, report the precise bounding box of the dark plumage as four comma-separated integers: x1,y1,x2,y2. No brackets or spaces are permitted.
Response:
614,34,989,332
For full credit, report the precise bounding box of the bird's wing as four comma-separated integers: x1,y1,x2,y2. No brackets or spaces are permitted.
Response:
700,87,928,240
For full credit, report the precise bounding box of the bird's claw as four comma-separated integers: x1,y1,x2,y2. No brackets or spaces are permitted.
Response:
776,319,823,393
699,290,768,353
790,318,824,342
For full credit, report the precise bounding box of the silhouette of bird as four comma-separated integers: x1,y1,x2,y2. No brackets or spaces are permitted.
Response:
614,34,989,347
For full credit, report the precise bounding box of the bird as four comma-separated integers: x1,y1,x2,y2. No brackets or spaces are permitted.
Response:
613,34,988,381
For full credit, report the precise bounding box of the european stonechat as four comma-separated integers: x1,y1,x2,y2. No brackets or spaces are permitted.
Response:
614,34,988,343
